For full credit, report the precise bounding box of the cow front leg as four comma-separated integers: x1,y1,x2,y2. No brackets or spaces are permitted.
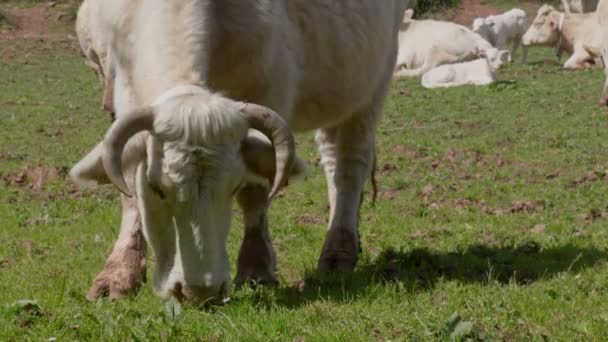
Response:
87,195,147,300
235,184,278,288
316,111,376,272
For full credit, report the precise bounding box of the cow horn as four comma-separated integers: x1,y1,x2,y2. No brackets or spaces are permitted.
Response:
240,103,295,199
102,107,155,197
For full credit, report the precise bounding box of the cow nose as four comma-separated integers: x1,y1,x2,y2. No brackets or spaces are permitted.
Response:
171,282,229,305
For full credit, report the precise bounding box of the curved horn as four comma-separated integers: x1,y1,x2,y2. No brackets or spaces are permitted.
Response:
240,103,295,199
102,107,155,197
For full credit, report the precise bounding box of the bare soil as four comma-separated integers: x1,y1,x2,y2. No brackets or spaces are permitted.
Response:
0,3,65,41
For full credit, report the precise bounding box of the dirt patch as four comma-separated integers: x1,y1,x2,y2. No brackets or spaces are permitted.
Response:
569,170,606,188
429,148,506,171
391,145,422,159
0,3,68,41
429,198,543,216
295,214,323,225
437,0,504,26
580,206,608,226
378,188,403,200
510,200,540,214
2,165,64,191
380,163,399,174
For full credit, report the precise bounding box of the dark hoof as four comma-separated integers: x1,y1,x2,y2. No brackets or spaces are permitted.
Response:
317,228,360,272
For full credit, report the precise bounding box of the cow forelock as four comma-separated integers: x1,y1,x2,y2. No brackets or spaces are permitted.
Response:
153,91,249,146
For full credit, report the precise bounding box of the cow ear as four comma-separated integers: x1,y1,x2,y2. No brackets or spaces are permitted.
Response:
241,130,308,184
69,143,110,187
69,134,147,189
404,9,414,19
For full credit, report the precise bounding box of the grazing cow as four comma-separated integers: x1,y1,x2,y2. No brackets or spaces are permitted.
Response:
421,50,510,88
70,0,408,303
472,8,529,63
522,5,603,69
75,0,114,118
394,17,508,78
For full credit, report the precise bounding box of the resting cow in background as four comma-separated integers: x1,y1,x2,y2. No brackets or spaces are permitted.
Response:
70,0,408,303
394,15,509,78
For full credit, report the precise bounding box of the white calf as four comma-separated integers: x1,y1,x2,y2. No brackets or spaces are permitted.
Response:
421,50,510,88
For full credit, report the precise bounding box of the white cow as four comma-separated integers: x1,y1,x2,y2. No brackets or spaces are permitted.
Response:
75,0,114,118
472,8,529,63
395,17,508,78
421,50,510,88
561,0,599,13
70,0,408,303
522,5,603,69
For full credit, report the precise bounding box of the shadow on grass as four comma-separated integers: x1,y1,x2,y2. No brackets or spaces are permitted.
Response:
264,242,607,308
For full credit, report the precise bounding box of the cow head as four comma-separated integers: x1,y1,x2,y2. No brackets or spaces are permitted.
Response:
472,17,495,43
70,86,296,304
522,5,561,47
400,8,415,30
478,48,511,69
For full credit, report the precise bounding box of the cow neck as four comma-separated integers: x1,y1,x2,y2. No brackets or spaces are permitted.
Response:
131,0,212,103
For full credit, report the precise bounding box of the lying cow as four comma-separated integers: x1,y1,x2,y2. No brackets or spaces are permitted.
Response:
395,16,507,78
472,8,529,63
70,0,408,303
421,50,510,88
522,5,602,69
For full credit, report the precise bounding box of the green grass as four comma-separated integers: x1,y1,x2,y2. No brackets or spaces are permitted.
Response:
2,42,608,340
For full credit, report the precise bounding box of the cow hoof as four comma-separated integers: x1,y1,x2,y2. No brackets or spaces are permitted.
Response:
87,252,146,300
235,231,278,289
317,228,360,272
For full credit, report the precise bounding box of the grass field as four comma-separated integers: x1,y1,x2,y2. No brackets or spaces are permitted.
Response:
2,23,608,342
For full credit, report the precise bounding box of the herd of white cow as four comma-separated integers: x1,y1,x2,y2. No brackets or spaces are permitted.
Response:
66,0,608,304
396,2,608,94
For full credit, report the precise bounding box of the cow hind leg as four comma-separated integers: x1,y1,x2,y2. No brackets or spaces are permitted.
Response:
235,184,278,288
316,108,377,272
87,195,147,300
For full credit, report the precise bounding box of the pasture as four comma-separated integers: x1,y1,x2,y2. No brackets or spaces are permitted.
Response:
2,5,608,342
